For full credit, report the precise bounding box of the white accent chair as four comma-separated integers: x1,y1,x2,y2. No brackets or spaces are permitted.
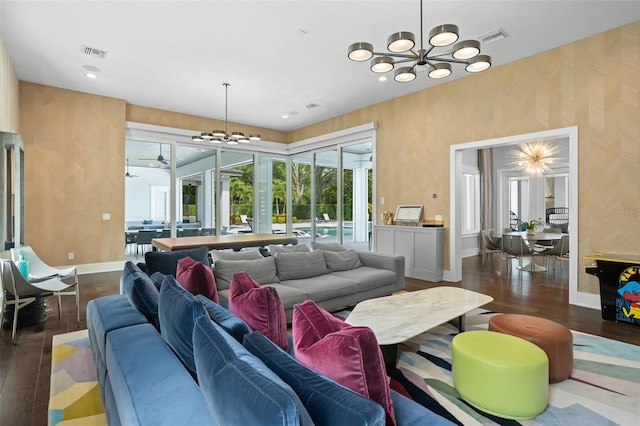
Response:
0,259,78,341
10,246,79,322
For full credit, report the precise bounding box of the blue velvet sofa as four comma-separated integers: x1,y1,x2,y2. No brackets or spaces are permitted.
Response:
86,262,455,426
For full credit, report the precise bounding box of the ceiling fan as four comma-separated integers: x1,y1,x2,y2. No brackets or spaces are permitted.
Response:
139,145,170,166
125,159,139,178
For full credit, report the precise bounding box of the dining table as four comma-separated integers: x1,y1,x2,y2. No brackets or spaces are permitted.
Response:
502,231,566,272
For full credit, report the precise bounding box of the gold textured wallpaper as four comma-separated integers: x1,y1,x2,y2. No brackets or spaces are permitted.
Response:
11,21,640,296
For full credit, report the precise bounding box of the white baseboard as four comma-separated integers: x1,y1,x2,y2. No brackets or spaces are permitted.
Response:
570,291,601,310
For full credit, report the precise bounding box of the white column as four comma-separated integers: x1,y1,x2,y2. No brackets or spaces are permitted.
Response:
221,175,231,229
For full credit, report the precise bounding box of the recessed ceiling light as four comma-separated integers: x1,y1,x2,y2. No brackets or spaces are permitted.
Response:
378,76,388,82
83,65,101,72
282,115,289,119
85,73,97,79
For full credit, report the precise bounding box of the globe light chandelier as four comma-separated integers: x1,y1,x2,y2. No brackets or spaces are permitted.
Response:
192,83,260,144
347,0,492,82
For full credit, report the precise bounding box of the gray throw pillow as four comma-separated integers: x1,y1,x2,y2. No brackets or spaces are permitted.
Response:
275,250,328,281
213,257,279,290
309,241,347,252
268,244,310,254
323,249,363,272
211,249,264,262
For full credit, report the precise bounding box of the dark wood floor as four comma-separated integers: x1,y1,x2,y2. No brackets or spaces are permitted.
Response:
1,255,638,426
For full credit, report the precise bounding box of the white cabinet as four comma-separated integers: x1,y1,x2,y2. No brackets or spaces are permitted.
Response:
373,225,444,282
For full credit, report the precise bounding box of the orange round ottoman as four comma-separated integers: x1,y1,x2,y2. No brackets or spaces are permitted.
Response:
488,314,573,383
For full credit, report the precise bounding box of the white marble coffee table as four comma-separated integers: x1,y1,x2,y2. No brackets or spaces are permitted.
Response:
345,287,494,366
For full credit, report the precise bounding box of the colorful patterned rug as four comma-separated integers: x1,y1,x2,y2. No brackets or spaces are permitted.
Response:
49,313,639,426
389,309,640,426
48,330,106,426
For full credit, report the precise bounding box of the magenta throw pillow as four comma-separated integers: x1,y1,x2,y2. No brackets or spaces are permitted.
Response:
292,300,396,425
175,256,219,303
228,271,288,351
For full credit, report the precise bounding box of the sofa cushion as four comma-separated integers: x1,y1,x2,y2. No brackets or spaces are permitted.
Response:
213,257,279,290
105,323,215,425
145,246,211,276
149,271,166,291
176,256,219,303
280,274,358,303
243,331,386,426
331,266,397,292
228,272,288,351
275,250,328,281
263,284,309,310
196,294,251,343
292,300,396,425
323,249,363,272
268,244,310,254
310,241,347,252
121,261,160,330
193,316,313,426
158,275,205,379
211,248,264,262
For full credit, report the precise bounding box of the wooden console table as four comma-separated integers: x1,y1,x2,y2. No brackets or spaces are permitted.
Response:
151,233,298,252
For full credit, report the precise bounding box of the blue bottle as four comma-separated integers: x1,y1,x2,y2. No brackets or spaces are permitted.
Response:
16,253,30,279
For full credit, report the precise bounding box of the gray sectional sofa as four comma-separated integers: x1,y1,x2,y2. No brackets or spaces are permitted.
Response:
212,242,405,320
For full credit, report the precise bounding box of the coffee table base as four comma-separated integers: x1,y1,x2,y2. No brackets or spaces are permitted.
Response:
381,344,399,368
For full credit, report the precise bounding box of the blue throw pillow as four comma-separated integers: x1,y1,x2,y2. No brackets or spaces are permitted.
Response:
243,331,386,426
158,275,205,379
149,271,166,291
145,246,210,276
121,261,160,330
193,316,313,426
195,294,252,343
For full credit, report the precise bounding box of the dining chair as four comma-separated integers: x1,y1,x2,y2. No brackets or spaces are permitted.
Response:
540,235,570,273
1,259,77,341
11,245,80,322
135,230,157,256
501,234,535,273
480,230,502,269
200,228,216,236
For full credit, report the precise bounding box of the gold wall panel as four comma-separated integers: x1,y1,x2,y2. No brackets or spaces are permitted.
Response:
290,21,640,294
126,104,288,143
19,83,126,266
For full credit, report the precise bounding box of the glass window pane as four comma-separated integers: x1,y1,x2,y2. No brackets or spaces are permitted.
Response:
221,151,254,234
342,142,372,251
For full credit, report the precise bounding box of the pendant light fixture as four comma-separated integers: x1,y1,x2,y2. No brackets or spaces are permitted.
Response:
510,140,559,176
193,83,260,144
347,0,492,82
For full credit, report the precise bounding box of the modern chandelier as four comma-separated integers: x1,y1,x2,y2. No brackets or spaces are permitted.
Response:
347,0,492,82
510,141,559,176
192,83,260,144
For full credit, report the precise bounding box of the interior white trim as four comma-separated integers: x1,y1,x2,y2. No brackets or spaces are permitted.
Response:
449,126,592,309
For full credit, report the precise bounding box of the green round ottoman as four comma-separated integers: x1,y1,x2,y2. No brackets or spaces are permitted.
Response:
452,330,549,419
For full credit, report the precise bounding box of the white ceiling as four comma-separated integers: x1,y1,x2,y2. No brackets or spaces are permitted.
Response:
2,1,639,134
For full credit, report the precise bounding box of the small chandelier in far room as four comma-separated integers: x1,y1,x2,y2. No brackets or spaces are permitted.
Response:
510,140,559,176
193,83,260,144
347,0,492,82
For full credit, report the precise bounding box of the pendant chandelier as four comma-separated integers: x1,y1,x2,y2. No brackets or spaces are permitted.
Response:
192,83,260,144
510,141,559,176
347,0,492,82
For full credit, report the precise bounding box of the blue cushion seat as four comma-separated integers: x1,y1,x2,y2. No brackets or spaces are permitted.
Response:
193,315,313,426
121,261,160,329
105,323,216,426
144,246,210,276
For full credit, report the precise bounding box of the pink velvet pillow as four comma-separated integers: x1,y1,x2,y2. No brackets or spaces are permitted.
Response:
175,256,219,303
228,271,288,351
292,300,396,425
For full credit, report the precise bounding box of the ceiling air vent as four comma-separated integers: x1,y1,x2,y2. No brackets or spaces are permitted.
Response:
480,28,508,45
83,45,108,59
304,103,320,109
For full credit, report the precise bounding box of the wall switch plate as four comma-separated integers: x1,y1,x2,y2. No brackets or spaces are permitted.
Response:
102,213,111,221
68,252,74,260
380,197,385,205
